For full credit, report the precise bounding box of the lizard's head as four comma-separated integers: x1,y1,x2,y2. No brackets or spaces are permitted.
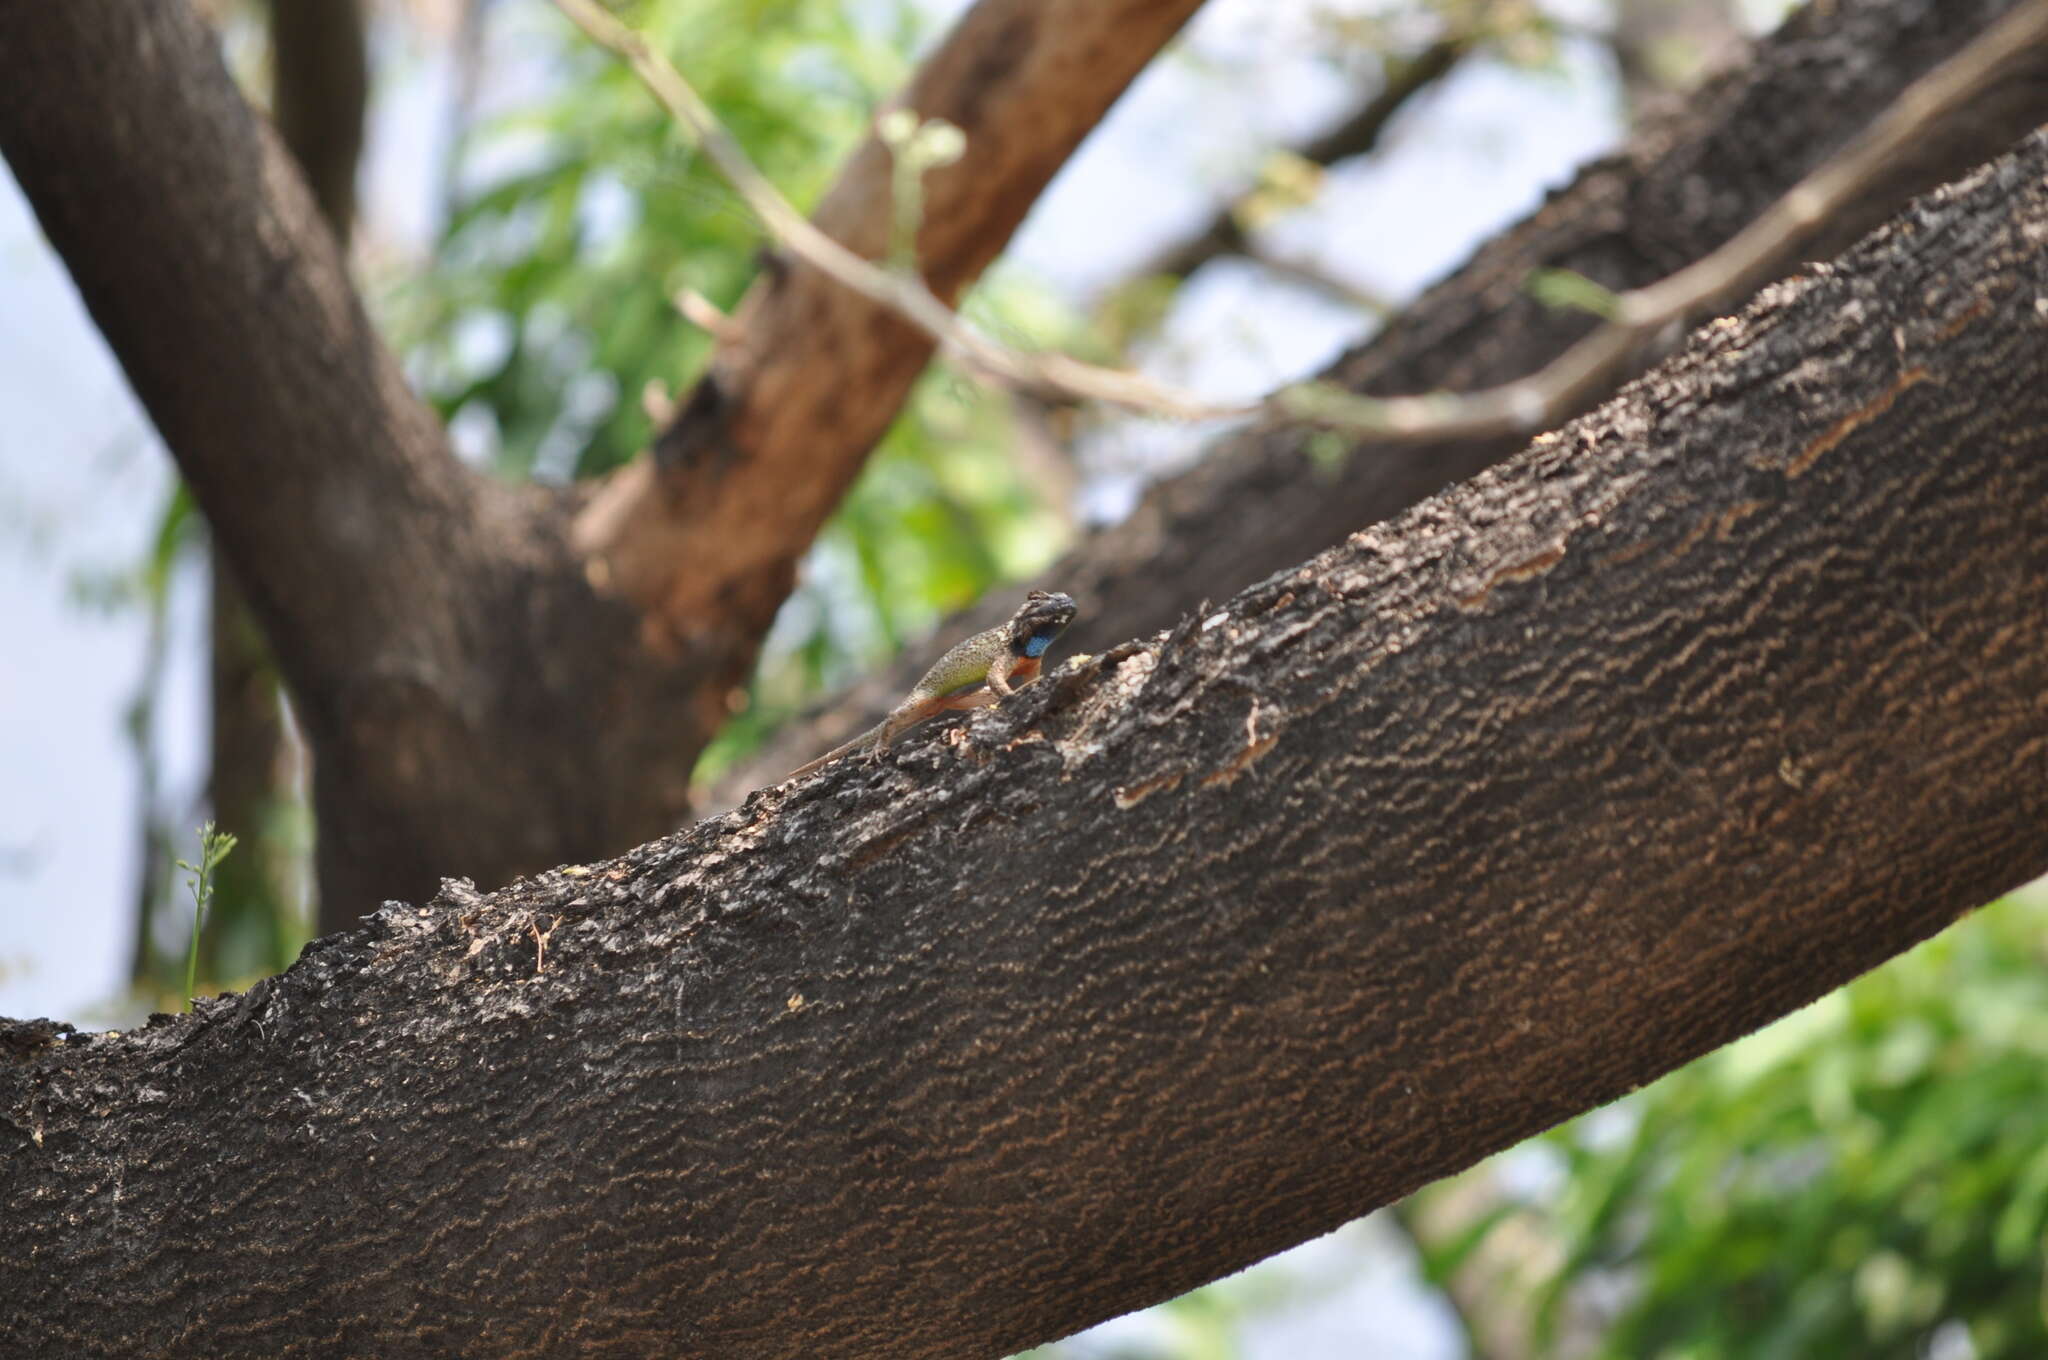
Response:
1011,590,1078,659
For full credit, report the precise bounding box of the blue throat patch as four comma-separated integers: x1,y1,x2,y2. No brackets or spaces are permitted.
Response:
1023,633,1053,659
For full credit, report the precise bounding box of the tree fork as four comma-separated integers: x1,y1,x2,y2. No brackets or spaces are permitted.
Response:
0,0,1209,929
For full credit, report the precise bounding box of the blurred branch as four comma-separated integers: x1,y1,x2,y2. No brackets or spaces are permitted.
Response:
551,0,1231,421
1006,391,1082,532
439,0,491,222
123,543,180,985
1242,245,1397,316
267,0,368,239
1391,1175,1558,1360
1610,0,1747,118
557,0,2048,442
1267,0,2048,439
1135,34,1472,285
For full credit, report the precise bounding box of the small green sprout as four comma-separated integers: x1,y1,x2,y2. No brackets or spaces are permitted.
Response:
178,821,238,1012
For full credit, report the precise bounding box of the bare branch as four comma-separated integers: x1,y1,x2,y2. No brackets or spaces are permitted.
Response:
1242,245,1398,316
1275,0,2048,442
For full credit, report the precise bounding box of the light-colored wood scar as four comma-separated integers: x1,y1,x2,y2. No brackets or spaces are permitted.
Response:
1788,366,1926,478
1458,543,1566,609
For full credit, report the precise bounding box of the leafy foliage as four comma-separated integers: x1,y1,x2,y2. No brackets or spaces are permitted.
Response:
401,0,896,482
1523,886,2048,1358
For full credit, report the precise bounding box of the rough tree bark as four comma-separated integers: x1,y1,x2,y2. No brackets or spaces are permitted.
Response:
0,0,1195,931
6,128,2047,1359
734,0,2048,795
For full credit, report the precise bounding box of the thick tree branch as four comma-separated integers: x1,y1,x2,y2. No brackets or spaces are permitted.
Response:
569,0,1208,650
0,0,478,714
733,0,2048,796
8,127,2048,1358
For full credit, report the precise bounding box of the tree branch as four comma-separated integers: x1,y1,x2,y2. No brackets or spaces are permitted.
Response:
268,0,368,240
572,0,2048,451
1270,0,2048,441
9,125,2048,1358
553,0,1230,421
0,0,477,722
732,0,2048,795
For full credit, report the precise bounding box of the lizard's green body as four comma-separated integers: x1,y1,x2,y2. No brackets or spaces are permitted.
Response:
789,591,1078,779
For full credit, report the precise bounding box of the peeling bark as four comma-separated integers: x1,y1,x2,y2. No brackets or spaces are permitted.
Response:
6,128,2047,1359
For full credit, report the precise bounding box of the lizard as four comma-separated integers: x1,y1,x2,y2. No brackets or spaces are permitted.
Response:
787,590,1078,780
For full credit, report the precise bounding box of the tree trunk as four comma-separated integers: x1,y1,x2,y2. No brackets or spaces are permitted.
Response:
267,0,367,235
7,127,2047,1358
203,557,299,977
194,0,370,966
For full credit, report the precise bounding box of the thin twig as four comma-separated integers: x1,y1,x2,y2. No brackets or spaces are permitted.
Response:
1243,245,1397,316
673,287,737,342
554,0,2048,440
1269,0,2048,441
